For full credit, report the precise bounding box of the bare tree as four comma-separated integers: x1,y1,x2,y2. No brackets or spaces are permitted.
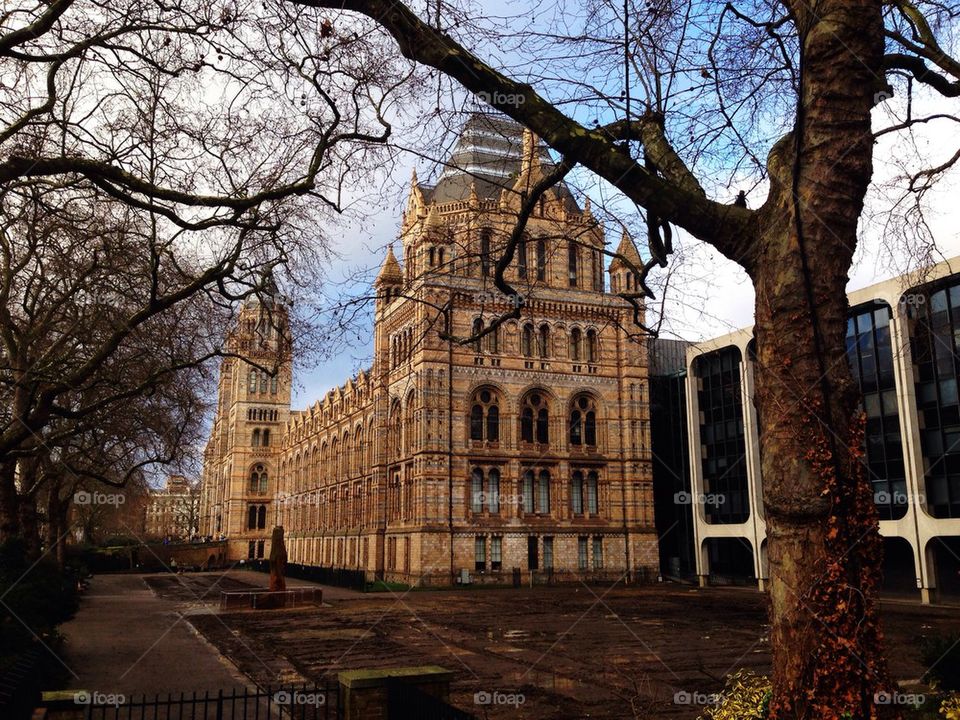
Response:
281,0,960,716
0,1,421,541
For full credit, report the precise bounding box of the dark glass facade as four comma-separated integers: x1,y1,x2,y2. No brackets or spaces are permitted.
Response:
845,302,908,520
907,281,960,518
694,347,750,524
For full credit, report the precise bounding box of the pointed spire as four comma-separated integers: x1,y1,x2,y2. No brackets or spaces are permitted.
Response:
520,128,540,177
613,228,643,267
582,196,594,222
407,167,426,217
375,245,403,286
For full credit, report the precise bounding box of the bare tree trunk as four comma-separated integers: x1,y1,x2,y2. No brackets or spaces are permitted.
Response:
0,458,19,544
754,2,894,715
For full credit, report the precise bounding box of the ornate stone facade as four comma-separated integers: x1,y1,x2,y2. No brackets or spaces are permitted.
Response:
200,114,658,585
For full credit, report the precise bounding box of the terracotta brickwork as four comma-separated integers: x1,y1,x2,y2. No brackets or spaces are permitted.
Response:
200,115,658,585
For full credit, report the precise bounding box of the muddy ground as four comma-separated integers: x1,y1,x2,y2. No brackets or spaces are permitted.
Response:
179,576,960,719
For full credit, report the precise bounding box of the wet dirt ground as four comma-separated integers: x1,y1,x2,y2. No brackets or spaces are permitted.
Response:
180,577,960,720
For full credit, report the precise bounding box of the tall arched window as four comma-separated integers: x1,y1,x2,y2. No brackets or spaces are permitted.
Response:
488,469,500,513
470,389,500,442
570,328,582,361
248,370,257,393
485,324,499,353
586,329,598,363
252,429,261,447
570,395,598,447
521,324,534,357
538,324,550,359
518,235,528,278
262,429,270,447
249,464,268,493
571,471,584,514
586,471,599,514
480,228,492,277
471,467,484,512
521,392,549,444
257,505,267,529
472,318,483,353
536,239,547,281
522,468,550,514
247,505,257,529
568,242,578,286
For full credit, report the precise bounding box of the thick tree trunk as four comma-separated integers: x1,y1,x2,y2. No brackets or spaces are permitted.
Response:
753,0,894,716
0,458,19,544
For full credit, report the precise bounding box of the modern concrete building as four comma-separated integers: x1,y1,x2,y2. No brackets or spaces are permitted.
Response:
681,257,960,602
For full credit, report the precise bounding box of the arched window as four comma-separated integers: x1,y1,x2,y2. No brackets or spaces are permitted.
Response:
247,505,258,529
471,467,484,512
586,329,598,363
538,324,550,359
568,241,578,286
522,469,550,514
571,471,584,514
429,247,436,267
521,324,534,357
472,318,483,353
270,375,278,394
248,370,257,393
470,405,484,440
570,395,598,447
252,429,261,447
518,235,528,278
249,464,268,493
587,471,599,514
257,505,267,529
570,328,582,361
259,372,268,394
470,389,500,442
521,392,549,444
485,324,499,353
536,239,546,281
480,228,491,277
538,470,551,513
262,429,270,447
487,469,500,513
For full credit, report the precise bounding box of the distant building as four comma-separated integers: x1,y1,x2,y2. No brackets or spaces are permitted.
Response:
145,475,199,541
199,113,659,585
682,257,960,603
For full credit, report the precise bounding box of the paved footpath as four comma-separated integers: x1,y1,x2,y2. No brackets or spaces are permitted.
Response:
60,573,251,697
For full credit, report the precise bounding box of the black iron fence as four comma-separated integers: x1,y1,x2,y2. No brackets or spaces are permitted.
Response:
72,683,339,720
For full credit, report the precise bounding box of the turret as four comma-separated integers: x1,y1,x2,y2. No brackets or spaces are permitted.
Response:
610,229,644,296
